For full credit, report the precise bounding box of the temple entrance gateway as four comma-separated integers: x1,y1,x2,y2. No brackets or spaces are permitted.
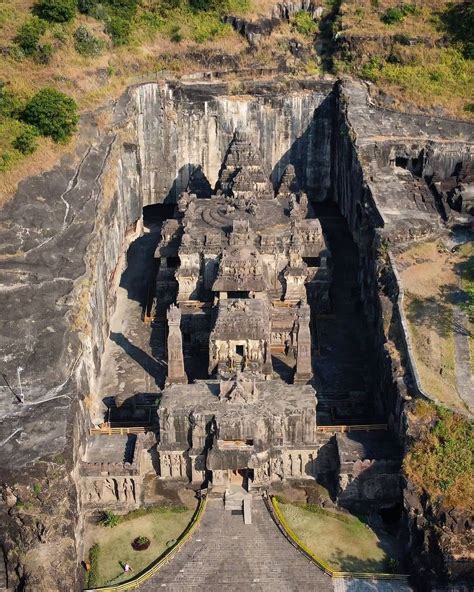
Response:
228,468,252,491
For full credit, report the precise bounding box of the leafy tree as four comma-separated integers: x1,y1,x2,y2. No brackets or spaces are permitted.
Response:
33,0,77,23
21,88,79,143
14,17,47,56
106,16,132,46
442,0,474,59
77,0,98,14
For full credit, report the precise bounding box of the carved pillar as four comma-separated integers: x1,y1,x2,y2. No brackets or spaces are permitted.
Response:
166,305,187,384
294,303,313,384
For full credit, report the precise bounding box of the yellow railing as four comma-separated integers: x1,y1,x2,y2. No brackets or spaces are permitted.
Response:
89,425,148,436
270,497,409,581
84,496,207,591
316,424,388,433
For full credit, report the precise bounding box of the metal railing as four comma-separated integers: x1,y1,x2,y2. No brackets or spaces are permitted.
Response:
316,423,388,433
269,496,409,581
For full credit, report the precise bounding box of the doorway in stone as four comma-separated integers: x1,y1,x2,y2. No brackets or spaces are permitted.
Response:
228,468,251,491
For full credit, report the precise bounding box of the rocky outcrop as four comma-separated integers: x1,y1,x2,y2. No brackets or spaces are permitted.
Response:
404,480,473,590
0,79,333,590
224,0,324,46
0,76,472,589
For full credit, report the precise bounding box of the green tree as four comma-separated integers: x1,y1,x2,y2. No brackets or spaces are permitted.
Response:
106,16,132,46
21,88,79,143
13,126,39,155
33,0,76,23
14,17,47,56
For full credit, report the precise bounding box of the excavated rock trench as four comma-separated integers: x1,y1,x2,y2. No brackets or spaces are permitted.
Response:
0,78,472,591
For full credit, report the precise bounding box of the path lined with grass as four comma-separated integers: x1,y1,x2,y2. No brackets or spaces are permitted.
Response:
279,503,397,573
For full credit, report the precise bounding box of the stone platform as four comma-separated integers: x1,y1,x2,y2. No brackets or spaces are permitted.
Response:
137,497,330,591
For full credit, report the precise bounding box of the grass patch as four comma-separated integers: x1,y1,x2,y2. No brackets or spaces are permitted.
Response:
404,399,474,512
85,505,195,586
398,239,473,411
279,502,397,573
334,0,474,118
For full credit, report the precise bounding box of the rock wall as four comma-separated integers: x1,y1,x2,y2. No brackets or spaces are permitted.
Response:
135,80,333,205
0,79,334,590
332,80,474,588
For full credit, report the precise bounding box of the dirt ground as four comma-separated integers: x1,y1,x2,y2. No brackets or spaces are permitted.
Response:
396,239,473,412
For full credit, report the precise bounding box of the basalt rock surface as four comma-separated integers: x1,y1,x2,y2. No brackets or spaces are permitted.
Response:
0,77,473,590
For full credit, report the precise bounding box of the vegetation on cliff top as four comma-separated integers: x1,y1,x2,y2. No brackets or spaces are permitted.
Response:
404,400,474,512
332,0,474,118
0,0,472,199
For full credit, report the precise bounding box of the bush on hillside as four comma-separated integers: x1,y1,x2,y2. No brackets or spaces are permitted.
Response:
33,43,53,64
14,17,47,56
73,26,105,56
292,10,318,37
0,83,22,118
21,88,79,143
33,0,76,23
106,15,132,46
13,126,39,155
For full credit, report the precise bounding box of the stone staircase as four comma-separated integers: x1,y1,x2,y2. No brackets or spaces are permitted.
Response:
138,497,330,591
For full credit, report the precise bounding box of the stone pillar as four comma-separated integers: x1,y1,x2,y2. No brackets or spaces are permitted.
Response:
166,305,187,384
294,303,313,384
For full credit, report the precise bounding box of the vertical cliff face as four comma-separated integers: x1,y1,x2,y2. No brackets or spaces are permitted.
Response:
0,80,336,591
135,81,333,204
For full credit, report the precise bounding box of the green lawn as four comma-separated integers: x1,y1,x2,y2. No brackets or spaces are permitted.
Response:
86,507,195,587
279,503,395,573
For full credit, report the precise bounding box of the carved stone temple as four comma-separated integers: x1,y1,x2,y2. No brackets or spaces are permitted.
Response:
156,130,332,489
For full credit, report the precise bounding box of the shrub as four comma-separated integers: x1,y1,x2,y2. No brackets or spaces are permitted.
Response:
381,7,405,25
31,481,42,495
0,151,12,172
33,0,76,23
0,83,21,118
77,0,98,14
13,125,41,155
87,543,100,588
14,17,47,56
33,43,53,64
360,56,383,81
99,510,120,528
74,26,105,56
404,401,474,511
169,24,183,43
21,88,79,143
292,10,318,37
191,13,227,43
106,15,132,46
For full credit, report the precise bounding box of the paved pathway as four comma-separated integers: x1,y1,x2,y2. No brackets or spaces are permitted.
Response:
138,497,331,592
453,306,473,413
334,577,413,592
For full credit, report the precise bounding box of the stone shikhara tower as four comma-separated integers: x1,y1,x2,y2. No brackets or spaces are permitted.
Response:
156,129,332,489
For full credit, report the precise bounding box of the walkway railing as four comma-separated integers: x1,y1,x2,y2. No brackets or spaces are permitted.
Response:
89,425,150,436
316,423,388,433
83,495,207,591
268,496,409,581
